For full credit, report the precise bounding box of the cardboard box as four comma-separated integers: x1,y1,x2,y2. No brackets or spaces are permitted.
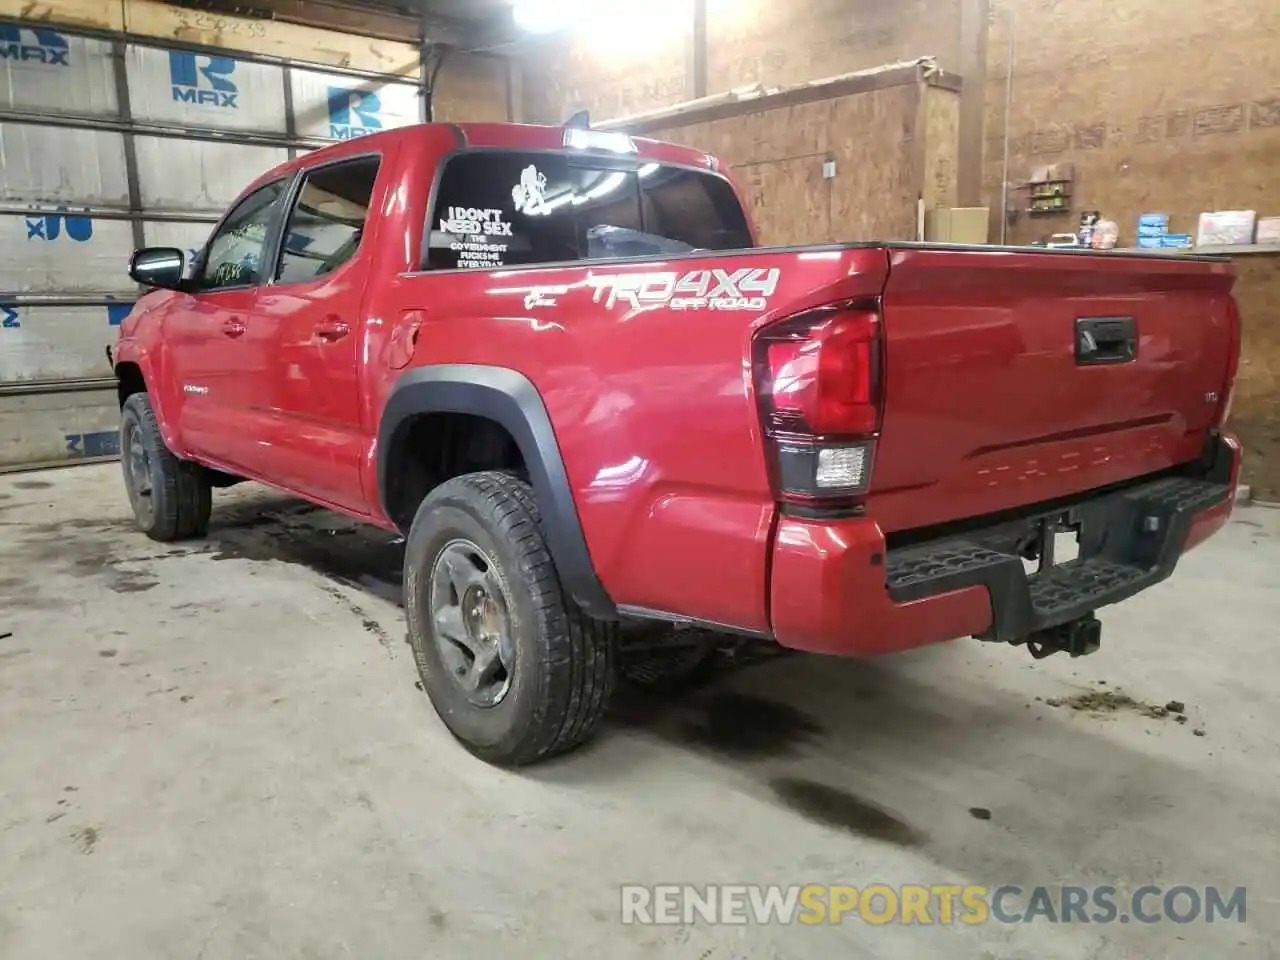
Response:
1136,236,1164,248
1159,233,1193,248
925,207,990,244
1197,210,1256,247
1256,217,1280,244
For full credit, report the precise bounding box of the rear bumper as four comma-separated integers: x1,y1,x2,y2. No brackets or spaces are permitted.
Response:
769,433,1241,656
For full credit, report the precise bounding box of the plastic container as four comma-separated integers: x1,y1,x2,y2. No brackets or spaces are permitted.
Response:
1137,213,1170,237
1091,219,1119,250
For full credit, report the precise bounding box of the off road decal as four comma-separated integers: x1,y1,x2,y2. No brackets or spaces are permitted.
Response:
587,267,781,311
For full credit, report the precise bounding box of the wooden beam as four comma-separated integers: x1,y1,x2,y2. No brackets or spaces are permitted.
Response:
691,0,707,99
957,0,990,206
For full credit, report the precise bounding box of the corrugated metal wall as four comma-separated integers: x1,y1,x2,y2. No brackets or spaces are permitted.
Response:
0,18,422,468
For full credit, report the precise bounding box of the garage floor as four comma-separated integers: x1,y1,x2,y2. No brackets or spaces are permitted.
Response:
1,465,1277,959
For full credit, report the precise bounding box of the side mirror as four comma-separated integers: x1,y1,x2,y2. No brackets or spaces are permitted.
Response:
129,247,186,290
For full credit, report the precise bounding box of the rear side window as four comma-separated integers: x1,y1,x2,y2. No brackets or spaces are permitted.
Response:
425,152,751,270
275,156,380,284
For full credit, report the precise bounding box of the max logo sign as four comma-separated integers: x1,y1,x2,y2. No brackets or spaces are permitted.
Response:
169,52,238,108
328,87,381,139
26,212,93,242
0,26,70,66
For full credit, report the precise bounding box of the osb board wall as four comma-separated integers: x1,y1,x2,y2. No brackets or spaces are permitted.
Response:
2,0,422,77
645,82,925,246
434,54,510,122
922,85,960,211
520,0,961,122
520,24,692,122
707,0,962,92
1230,258,1280,500
978,0,1280,495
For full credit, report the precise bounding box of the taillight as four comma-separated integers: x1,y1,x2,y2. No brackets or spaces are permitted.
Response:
752,300,883,510
1217,296,1241,429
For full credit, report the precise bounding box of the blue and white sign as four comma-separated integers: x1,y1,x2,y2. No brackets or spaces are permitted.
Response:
168,52,238,108
25,210,94,243
0,33,116,115
126,45,286,133
0,214,134,294
328,86,382,139
292,69,418,140
0,26,70,66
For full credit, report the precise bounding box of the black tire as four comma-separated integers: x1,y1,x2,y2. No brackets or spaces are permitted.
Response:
404,471,616,766
119,392,212,542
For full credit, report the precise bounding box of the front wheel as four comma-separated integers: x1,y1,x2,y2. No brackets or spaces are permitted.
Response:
119,392,211,541
404,471,616,766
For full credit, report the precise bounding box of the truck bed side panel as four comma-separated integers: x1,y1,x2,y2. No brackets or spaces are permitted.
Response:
387,247,888,631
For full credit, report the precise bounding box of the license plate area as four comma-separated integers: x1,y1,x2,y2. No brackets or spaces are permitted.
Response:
1021,514,1081,575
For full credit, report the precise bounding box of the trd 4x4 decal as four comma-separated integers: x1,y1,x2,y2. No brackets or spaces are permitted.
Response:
588,267,781,311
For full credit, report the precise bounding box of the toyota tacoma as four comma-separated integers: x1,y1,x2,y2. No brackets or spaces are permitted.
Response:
111,121,1243,765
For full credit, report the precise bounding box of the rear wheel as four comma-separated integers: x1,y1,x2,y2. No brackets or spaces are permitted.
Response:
404,471,617,766
120,392,211,542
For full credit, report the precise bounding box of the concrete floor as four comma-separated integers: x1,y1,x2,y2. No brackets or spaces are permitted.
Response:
1,464,1278,960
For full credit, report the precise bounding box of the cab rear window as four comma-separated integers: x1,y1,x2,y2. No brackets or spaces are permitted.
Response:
423,151,751,270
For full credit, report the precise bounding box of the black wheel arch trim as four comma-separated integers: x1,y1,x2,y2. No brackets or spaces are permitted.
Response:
378,364,617,619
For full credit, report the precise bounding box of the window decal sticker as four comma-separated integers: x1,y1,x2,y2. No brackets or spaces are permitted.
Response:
511,164,550,215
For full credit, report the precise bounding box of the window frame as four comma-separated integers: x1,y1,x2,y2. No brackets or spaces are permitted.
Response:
193,177,292,294
417,147,751,274
269,151,384,289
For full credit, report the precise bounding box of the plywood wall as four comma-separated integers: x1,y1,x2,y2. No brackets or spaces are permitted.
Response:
434,54,510,122
706,0,962,91
521,24,691,122
979,0,1280,495
521,0,962,122
640,77,947,246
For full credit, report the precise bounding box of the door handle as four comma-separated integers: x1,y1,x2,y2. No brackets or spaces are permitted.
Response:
222,316,246,338
1075,316,1136,365
314,317,350,342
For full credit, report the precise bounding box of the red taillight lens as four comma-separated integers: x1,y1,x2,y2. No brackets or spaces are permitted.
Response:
753,301,884,507
758,306,881,436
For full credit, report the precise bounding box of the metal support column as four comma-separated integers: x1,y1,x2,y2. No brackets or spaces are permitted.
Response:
110,40,147,256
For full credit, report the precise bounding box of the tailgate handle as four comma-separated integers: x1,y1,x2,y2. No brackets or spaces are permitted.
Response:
1075,316,1136,365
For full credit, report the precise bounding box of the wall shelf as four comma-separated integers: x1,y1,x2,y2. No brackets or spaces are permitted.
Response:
1115,243,1280,256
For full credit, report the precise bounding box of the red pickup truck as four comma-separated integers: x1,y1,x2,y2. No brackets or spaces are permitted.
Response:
113,121,1242,765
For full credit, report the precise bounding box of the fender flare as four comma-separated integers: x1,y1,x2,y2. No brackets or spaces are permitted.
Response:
113,340,182,455
377,364,616,619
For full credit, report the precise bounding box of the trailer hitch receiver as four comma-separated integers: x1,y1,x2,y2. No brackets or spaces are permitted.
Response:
1025,614,1101,659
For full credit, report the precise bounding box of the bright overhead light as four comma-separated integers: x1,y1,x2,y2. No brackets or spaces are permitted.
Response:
511,0,692,38
510,0,574,32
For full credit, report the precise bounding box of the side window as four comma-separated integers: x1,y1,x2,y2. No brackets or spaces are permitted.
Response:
197,181,287,291
275,156,381,284
639,166,753,250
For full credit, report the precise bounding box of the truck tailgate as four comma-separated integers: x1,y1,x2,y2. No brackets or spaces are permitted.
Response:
869,246,1237,533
